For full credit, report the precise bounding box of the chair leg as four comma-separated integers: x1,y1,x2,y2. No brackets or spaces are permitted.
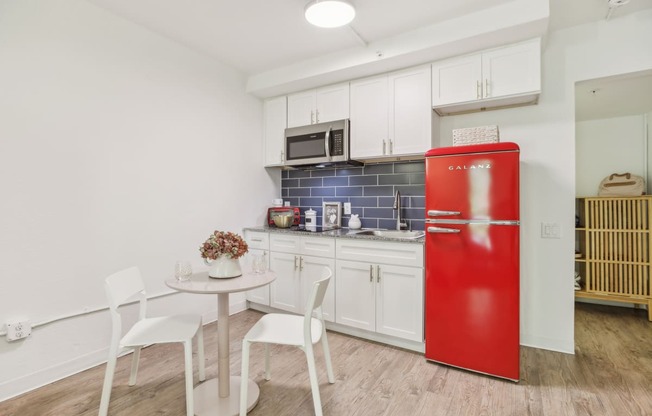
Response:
98,348,118,416
264,343,271,381
197,322,206,381
128,346,141,386
239,340,251,416
320,330,335,384
305,343,323,416
183,341,194,416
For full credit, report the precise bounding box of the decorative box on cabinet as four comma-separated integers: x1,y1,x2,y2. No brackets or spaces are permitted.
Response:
431,38,541,115
350,64,434,161
575,196,652,321
287,83,349,128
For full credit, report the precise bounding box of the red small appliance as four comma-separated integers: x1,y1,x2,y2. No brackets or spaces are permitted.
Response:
267,206,301,227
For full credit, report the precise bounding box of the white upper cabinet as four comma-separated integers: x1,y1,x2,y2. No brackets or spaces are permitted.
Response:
350,65,432,160
287,83,350,128
263,96,287,167
350,74,388,159
432,38,541,115
388,65,433,156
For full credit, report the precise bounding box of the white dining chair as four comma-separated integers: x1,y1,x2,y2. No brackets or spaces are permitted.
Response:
239,267,335,416
98,266,205,416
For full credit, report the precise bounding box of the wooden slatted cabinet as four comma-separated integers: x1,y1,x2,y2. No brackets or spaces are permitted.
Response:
575,196,652,320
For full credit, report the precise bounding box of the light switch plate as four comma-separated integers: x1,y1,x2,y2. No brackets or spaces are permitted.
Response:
343,202,351,215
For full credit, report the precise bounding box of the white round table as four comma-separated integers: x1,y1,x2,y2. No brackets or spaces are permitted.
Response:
166,269,276,416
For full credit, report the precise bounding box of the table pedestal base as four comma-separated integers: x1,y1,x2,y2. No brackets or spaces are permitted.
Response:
193,377,259,416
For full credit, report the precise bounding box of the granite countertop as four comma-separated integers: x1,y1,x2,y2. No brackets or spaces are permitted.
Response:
243,226,425,244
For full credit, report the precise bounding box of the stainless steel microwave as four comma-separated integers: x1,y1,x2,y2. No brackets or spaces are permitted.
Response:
284,119,360,168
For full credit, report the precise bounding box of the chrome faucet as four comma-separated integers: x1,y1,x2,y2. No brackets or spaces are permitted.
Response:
393,190,408,230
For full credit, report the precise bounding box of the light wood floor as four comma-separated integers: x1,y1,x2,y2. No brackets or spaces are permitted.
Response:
1,303,650,416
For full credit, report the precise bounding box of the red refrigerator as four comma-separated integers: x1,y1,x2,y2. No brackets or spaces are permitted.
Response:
424,142,520,381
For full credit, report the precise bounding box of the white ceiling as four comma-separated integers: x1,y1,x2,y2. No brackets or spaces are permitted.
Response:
86,0,652,116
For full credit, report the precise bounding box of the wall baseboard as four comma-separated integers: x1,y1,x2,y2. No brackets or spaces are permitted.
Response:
0,301,248,403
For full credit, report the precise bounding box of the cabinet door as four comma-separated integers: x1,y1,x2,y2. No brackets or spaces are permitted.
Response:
300,256,336,323
269,252,301,313
376,264,423,342
316,83,349,123
431,54,481,106
244,249,270,305
350,75,388,159
264,96,287,166
482,38,541,99
335,260,375,331
388,65,432,156
287,90,316,128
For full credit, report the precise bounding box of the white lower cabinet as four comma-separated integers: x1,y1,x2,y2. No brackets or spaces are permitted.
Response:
336,239,424,342
335,260,423,342
244,230,424,343
268,235,335,322
244,231,270,305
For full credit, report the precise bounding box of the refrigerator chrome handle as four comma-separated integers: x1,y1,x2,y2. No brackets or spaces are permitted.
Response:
427,226,461,234
427,210,461,217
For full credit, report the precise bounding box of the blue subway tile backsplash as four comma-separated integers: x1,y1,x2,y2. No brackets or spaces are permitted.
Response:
280,161,426,231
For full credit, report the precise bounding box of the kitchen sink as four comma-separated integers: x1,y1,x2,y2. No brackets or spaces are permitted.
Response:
352,230,425,239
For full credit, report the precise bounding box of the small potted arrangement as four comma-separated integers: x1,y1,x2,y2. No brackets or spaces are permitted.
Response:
200,231,248,278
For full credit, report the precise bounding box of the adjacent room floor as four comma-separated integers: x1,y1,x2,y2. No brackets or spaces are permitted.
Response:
1,303,650,416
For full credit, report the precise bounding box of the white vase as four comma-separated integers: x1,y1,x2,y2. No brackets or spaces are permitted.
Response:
205,255,242,279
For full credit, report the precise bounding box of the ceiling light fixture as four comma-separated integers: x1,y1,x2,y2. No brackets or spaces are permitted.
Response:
305,0,356,28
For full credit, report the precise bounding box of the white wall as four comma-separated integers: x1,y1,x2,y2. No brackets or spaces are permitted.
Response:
438,9,652,353
0,0,278,401
576,115,647,197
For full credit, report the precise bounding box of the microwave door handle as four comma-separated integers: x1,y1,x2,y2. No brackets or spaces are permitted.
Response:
325,127,331,161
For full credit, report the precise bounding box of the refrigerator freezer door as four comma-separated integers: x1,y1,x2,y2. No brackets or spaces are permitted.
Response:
424,222,520,380
425,148,519,221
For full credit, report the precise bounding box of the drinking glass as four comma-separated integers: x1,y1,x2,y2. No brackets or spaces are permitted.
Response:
252,254,266,274
175,261,192,282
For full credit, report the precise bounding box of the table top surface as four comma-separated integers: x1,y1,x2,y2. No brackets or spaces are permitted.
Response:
166,270,275,294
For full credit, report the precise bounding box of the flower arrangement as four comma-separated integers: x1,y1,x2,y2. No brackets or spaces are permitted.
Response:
200,231,248,260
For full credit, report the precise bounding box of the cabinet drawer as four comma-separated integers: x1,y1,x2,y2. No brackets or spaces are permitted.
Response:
336,239,423,268
270,234,301,253
244,231,269,250
301,237,335,258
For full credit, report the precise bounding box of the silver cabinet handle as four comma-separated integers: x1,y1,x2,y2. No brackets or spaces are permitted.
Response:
299,256,304,271
369,264,373,282
427,226,460,234
294,256,298,270
281,151,285,163
485,79,490,97
310,110,314,124
427,210,460,217
376,265,381,283
382,140,386,155
315,109,319,123
389,140,393,155
477,80,481,99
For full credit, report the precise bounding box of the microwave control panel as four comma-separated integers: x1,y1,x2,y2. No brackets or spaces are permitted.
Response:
331,129,344,156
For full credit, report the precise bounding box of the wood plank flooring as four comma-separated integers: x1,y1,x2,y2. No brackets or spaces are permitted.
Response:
1,303,650,416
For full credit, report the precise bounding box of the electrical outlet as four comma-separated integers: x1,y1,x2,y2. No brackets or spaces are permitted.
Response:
6,320,32,341
343,202,352,215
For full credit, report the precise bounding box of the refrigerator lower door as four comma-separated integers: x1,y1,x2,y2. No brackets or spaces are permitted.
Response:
425,222,519,381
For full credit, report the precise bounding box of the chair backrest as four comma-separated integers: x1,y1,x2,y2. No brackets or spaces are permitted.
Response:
303,267,332,338
104,266,146,312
